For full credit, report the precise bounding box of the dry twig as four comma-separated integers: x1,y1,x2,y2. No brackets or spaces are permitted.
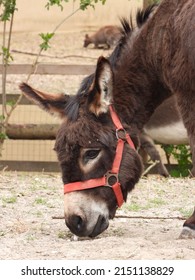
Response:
52,214,186,221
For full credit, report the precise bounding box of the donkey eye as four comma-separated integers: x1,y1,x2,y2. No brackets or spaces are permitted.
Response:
84,149,100,160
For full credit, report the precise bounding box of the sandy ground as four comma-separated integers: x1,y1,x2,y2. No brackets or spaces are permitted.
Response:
0,172,195,260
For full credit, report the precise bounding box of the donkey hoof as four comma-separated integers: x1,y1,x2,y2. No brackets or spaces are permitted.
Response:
179,226,195,239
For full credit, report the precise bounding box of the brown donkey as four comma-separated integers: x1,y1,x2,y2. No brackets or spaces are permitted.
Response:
20,0,195,238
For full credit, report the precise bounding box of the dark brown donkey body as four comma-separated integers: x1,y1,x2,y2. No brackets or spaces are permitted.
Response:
83,25,122,49
20,0,195,238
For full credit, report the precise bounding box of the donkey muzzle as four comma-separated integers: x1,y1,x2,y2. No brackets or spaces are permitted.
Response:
65,213,109,237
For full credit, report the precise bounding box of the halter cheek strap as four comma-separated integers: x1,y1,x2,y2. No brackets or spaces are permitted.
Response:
64,105,135,207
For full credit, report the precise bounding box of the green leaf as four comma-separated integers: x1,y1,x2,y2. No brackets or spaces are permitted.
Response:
1,46,14,64
0,0,17,21
170,169,181,178
80,0,106,10
0,132,8,140
0,115,5,121
39,33,54,51
162,144,192,177
45,0,69,10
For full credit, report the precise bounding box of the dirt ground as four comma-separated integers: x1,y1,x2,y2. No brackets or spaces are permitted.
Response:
1,16,195,260
0,172,195,260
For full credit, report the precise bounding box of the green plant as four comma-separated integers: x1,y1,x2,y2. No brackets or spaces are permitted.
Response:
58,231,66,239
2,195,17,204
34,198,47,205
45,0,106,10
39,33,55,51
80,0,106,10
0,0,17,156
39,0,106,52
123,202,142,212
176,207,193,218
148,198,165,207
162,144,192,177
45,0,69,10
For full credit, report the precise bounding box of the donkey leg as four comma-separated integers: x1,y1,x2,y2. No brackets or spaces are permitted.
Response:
140,132,169,177
176,96,195,238
179,208,195,239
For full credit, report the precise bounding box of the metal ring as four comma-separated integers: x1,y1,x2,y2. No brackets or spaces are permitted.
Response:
116,128,127,141
105,171,119,187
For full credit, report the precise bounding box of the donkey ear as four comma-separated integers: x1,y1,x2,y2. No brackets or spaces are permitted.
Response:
19,82,69,119
88,56,114,116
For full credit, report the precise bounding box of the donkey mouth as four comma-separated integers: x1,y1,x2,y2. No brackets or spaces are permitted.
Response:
89,215,109,238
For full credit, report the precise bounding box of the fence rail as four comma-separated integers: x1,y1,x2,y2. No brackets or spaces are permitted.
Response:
0,63,183,172
0,64,95,75
0,160,60,172
1,63,96,171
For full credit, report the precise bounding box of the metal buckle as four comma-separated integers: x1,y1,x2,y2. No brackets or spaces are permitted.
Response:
105,171,119,187
116,128,127,141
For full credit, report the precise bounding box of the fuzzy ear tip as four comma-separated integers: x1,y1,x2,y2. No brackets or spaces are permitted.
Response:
19,82,29,92
97,56,109,65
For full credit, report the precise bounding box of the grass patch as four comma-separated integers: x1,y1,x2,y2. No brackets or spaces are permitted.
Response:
34,198,47,205
26,234,36,241
2,196,17,204
122,202,143,212
148,198,166,207
35,211,43,217
0,231,6,236
176,207,193,217
123,197,166,212
58,230,72,239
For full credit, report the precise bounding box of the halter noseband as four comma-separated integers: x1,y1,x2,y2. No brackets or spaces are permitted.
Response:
64,105,135,207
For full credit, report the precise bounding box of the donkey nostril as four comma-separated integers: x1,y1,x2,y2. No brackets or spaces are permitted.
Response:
75,215,83,230
71,215,84,232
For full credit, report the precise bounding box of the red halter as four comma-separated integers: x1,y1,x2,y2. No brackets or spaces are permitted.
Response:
64,105,135,207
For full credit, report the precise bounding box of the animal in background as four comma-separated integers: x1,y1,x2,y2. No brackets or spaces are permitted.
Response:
83,25,122,49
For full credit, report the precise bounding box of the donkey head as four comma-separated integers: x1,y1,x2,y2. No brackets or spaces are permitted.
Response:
83,34,91,48
20,57,142,237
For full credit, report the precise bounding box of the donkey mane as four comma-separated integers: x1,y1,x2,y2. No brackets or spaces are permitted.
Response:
64,4,156,122
136,4,157,27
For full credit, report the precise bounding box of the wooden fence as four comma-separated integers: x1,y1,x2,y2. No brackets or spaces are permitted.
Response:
0,64,95,75
0,63,186,173
0,63,95,172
